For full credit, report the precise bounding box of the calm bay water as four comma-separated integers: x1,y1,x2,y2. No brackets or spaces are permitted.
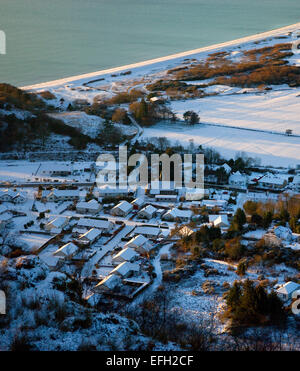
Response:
0,0,300,86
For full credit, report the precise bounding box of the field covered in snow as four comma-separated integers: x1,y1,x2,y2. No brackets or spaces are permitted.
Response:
141,120,300,167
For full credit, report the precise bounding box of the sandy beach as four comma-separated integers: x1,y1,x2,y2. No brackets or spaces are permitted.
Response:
21,22,300,91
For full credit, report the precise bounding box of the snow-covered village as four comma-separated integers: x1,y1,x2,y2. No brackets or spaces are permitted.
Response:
0,18,300,352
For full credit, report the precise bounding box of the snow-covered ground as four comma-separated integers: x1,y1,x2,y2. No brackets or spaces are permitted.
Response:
141,120,300,167
170,87,300,136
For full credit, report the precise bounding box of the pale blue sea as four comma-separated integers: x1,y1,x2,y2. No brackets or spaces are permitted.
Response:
0,0,300,86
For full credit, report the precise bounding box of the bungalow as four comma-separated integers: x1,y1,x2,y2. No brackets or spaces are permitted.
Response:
228,171,248,188
131,197,144,210
44,216,69,232
112,247,139,264
76,218,114,233
47,189,80,202
110,261,140,278
276,281,300,302
76,199,102,214
138,205,157,220
162,208,192,223
111,201,133,217
133,226,161,239
125,234,153,254
53,242,79,259
77,228,102,246
94,274,121,293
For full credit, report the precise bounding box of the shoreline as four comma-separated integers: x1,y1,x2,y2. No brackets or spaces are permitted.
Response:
21,22,300,91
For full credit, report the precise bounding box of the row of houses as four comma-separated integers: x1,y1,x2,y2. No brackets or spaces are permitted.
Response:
228,171,288,190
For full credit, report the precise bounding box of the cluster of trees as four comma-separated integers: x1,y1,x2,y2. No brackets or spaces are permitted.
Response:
129,99,174,126
183,110,200,125
243,195,300,233
0,83,46,111
225,280,286,326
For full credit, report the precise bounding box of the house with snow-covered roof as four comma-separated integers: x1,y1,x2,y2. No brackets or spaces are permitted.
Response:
0,189,26,203
94,274,121,293
228,171,248,187
44,216,69,232
40,164,72,177
77,228,102,246
112,247,139,264
47,189,80,202
221,163,231,174
138,205,157,220
111,200,133,217
209,214,229,229
133,226,161,239
125,234,154,254
110,261,140,278
257,173,287,190
131,197,144,210
53,242,79,259
76,199,102,214
202,199,228,210
276,281,300,302
162,208,192,222
76,218,114,233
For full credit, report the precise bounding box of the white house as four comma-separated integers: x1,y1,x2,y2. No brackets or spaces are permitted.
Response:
53,242,79,259
45,216,69,232
228,171,248,187
77,228,102,246
162,208,192,222
111,201,133,217
76,218,114,233
47,189,80,202
76,199,102,214
138,205,157,220
209,214,229,228
276,281,300,302
112,247,139,264
94,274,121,293
125,234,153,254
110,261,140,278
